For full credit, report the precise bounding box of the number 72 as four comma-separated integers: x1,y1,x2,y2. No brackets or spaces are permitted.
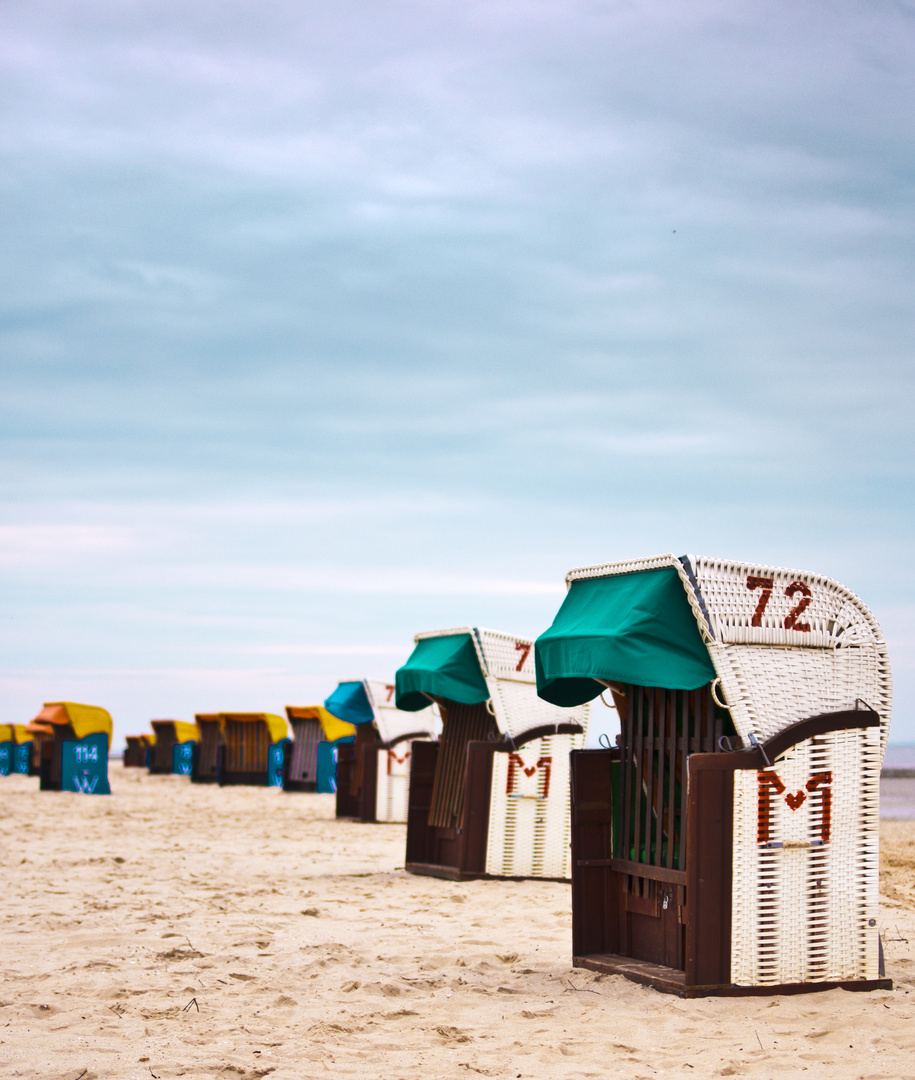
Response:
746,575,812,632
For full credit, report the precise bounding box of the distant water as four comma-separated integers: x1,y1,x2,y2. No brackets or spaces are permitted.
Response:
882,744,915,819
884,743,915,770
881,779,915,819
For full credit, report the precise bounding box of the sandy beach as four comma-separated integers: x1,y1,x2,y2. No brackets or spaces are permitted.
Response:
1,764,914,1080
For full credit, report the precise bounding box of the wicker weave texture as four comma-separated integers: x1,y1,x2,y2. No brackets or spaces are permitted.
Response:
374,746,413,823
363,678,438,744
730,726,881,987
690,556,892,751
484,733,583,879
475,629,591,741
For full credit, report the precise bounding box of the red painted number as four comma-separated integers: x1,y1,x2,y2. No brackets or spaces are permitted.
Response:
385,684,395,702
783,581,812,632
746,575,774,627
747,575,813,632
514,641,532,671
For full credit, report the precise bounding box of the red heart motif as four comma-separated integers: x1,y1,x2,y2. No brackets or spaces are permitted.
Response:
523,766,537,777
785,790,806,811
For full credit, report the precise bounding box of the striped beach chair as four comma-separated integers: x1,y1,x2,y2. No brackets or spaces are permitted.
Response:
219,713,290,786
536,554,893,997
123,735,149,768
283,706,344,792
149,720,200,775
191,714,222,783
395,628,590,881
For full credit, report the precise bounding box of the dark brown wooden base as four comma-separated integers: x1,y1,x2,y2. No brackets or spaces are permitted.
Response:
405,861,487,881
574,954,892,998
219,771,268,786
283,779,317,793
335,741,378,821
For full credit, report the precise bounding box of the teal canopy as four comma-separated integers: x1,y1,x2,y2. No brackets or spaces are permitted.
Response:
324,681,375,726
395,633,490,712
535,566,716,706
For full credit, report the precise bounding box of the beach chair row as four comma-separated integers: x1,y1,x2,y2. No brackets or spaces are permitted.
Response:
3,553,893,999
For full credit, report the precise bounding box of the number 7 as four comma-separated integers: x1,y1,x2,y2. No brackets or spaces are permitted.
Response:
746,575,775,627
514,641,532,671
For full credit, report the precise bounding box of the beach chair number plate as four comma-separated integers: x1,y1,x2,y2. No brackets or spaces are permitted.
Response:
747,575,812,632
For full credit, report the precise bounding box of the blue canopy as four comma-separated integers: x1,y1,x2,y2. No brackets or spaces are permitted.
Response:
324,681,375,726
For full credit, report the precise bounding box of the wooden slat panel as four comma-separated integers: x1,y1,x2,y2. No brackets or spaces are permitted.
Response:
461,742,496,874
428,702,497,830
570,749,620,958
405,740,439,866
288,718,322,783
685,754,734,988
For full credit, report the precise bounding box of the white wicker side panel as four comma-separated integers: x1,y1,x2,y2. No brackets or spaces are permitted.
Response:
484,733,583,880
485,677,591,743
374,746,412,823
710,643,892,751
730,726,881,987
364,679,439,744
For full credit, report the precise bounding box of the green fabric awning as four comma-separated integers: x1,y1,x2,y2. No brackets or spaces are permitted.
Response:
535,566,716,706
395,633,490,712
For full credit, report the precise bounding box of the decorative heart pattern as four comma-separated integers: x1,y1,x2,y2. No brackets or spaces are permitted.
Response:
757,770,832,844
785,790,806,811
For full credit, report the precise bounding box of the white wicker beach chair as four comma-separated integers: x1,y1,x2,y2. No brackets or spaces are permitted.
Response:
536,554,892,996
397,627,591,881
362,679,438,824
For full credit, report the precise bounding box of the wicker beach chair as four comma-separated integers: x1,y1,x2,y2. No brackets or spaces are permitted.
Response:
395,628,591,881
123,735,148,768
0,725,13,776
284,704,357,794
149,720,200,775
26,702,113,794
11,726,33,774
218,713,289,786
535,554,893,997
323,680,438,822
283,706,338,792
191,714,222,783
365,679,439,823
325,681,381,819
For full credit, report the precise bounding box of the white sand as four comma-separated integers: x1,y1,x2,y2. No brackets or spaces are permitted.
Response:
1,762,914,1079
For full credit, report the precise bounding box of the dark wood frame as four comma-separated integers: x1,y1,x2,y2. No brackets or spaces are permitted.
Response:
38,725,74,790
571,705,890,997
405,719,584,881
149,723,178,774
191,716,222,784
335,724,382,820
337,731,438,823
123,737,147,768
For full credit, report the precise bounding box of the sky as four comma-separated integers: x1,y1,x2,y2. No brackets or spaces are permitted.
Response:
2,0,914,748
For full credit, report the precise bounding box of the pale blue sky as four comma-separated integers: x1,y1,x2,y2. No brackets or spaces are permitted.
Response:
2,0,913,747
